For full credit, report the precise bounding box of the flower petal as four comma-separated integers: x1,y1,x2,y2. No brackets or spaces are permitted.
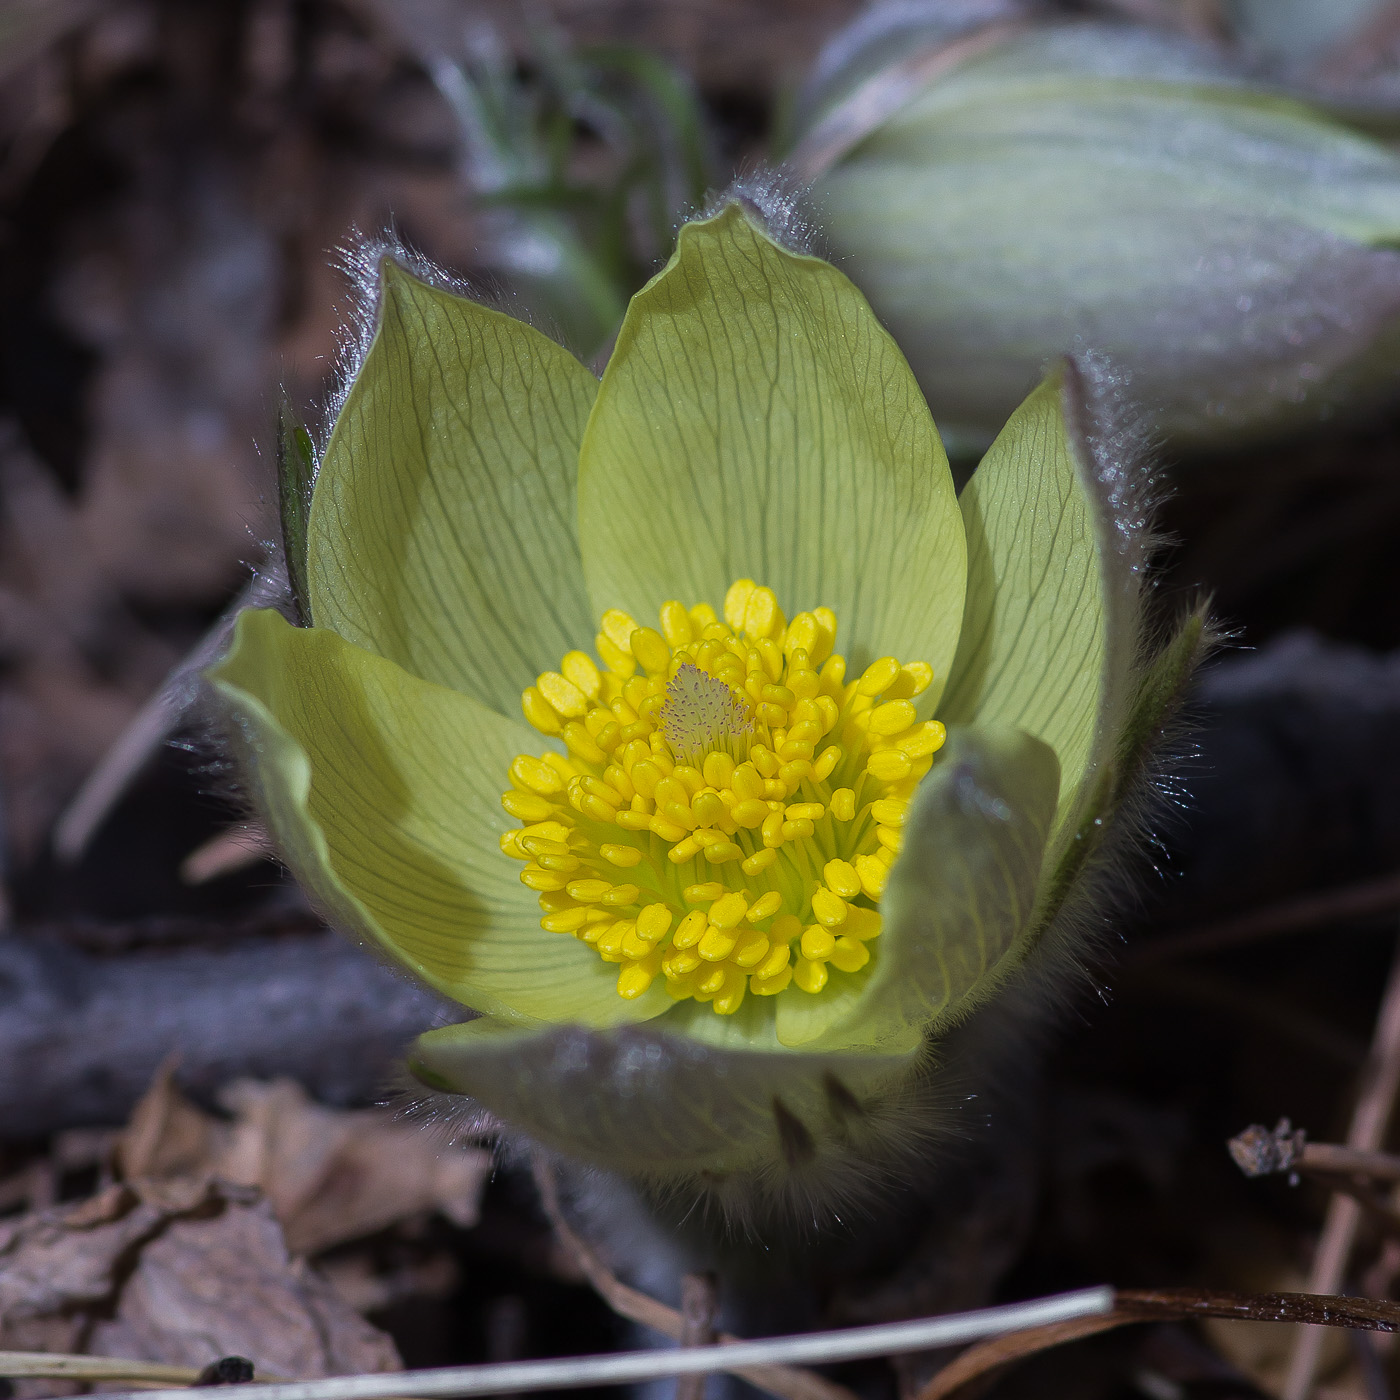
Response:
411,1015,924,1183
308,259,598,717
577,202,966,709
777,726,1060,1051
940,362,1140,851
209,607,669,1026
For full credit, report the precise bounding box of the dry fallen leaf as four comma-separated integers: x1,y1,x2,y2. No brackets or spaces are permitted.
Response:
0,1177,401,1385
116,1063,492,1254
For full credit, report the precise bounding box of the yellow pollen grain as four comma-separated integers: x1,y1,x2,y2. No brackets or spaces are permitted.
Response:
502,581,945,1015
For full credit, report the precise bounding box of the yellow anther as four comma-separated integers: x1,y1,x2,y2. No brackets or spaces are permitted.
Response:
542,908,592,933
823,859,861,899
703,751,736,789
755,939,793,980
510,755,563,795
801,925,837,961
602,884,642,906
684,882,725,902
537,671,589,718
811,887,848,926
692,791,726,827
793,956,828,994
784,612,820,657
698,925,738,961
659,600,694,648
829,787,856,822
673,910,707,948
708,841,745,862
536,852,581,873
617,955,661,999
723,579,756,630
870,799,908,826
733,930,771,967
782,818,814,840
741,848,777,875
778,759,812,787
828,936,871,973
857,656,902,697
566,879,612,902
561,651,602,699
669,836,702,863
785,802,825,821
748,891,783,922
596,633,636,677
521,687,562,735
844,905,883,940
732,764,764,799
651,814,688,842
521,866,570,892
600,608,639,651
637,904,674,942
898,720,947,758
579,794,620,824
711,968,747,1015
855,854,889,898
502,791,554,822
752,747,780,778
696,964,727,996
752,967,793,996
867,749,913,782
877,826,903,855
562,722,606,766
812,746,841,782
620,926,653,960
869,699,918,735
630,626,671,674
709,891,748,928
811,608,837,664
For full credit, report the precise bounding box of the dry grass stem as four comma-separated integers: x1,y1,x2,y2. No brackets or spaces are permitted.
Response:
1286,932,1400,1400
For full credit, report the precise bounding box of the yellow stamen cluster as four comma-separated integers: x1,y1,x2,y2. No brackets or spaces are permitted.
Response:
499,580,946,1016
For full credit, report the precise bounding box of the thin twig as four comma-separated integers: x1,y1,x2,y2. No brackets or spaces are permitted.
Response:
676,1273,719,1400
915,1288,1400,1400
1230,1122,1400,1183
530,1156,857,1400
1286,934,1400,1400
60,1289,1119,1400
0,1351,290,1386
1135,872,1400,963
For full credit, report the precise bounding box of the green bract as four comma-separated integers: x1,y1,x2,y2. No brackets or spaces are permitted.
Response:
209,201,1198,1211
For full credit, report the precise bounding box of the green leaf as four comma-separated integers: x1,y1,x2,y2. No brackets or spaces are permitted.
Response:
577,202,967,709
209,607,669,1027
277,396,316,628
307,260,599,718
940,363,1140,852
410,1015,923,1181
776,726,1060,1052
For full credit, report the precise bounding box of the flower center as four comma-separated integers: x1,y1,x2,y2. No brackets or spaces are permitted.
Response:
499,580,946,1016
